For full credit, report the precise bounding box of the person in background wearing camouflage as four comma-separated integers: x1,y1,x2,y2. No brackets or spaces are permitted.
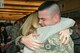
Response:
17,1,75,53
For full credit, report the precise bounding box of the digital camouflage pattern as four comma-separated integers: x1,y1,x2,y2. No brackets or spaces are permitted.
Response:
34,33,74,53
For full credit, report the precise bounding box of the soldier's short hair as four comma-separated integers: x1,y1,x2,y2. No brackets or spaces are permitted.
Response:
38,1,58,11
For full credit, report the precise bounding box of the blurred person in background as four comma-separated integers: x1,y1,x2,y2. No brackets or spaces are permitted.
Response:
0,26,8,53
71,22,80,53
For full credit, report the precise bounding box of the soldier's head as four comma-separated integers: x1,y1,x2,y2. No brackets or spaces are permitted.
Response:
38,1,61,27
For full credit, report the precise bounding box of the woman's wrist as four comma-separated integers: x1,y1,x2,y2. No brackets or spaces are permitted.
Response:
20,36,27,45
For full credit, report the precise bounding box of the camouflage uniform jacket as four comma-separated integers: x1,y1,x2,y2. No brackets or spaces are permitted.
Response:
34,33,74,53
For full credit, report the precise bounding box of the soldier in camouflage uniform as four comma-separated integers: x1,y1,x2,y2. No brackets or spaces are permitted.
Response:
33,1,74,53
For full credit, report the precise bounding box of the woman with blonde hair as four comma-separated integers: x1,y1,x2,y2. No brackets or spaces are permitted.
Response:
21,11,40,37
16,11,40,53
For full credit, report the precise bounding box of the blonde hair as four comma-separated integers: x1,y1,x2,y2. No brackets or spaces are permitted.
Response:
21,12,40,36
